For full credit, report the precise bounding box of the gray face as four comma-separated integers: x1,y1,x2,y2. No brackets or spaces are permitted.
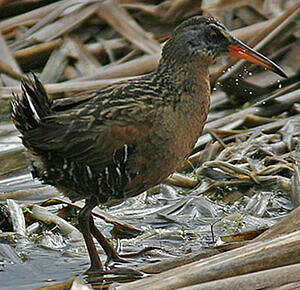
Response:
160,16,287,78
167,16,234,62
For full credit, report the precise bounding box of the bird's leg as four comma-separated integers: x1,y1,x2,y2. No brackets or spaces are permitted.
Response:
89,215,127,264
89,215,161,266
89,216,145,278
78,198,103,272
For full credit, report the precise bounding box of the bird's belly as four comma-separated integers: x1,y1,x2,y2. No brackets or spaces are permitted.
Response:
36,96,210,203
125,100,209,197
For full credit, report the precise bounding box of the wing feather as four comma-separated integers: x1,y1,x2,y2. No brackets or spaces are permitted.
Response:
24,82,155,169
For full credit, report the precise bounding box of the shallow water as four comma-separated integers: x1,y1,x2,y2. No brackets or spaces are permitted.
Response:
0,121,294,289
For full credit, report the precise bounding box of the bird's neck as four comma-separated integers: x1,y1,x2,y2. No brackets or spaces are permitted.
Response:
156,53,211,99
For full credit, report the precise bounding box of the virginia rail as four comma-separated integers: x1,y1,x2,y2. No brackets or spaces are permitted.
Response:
11,16,286,273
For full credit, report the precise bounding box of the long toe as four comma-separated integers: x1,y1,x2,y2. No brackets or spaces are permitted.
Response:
118,246,161,259
84,265,105,276
106,267,145,277
105,253,129,266
85,266,147,285
105,246,161,266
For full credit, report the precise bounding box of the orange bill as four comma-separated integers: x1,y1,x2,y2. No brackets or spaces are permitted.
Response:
227,40,287,78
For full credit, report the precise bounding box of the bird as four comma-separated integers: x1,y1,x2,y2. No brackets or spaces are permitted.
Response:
11,16,287,273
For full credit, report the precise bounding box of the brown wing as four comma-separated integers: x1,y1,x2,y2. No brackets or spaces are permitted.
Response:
23,83,156,170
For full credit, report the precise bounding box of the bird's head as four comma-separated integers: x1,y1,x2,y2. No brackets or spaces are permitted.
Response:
161,16,286,78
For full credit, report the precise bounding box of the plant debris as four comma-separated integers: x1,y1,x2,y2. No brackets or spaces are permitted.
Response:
0,0,299,289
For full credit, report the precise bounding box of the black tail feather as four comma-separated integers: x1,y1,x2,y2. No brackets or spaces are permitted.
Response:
11,74,51,134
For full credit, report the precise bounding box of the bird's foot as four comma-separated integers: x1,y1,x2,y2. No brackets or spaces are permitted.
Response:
104,267,145,278
84,265,103,276
105,246,161,266
85,265,146,284
118,246,161,259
